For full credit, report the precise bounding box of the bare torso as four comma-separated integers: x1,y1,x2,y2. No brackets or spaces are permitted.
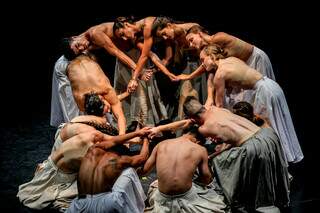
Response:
199,106,260,145
210,32,253,61
90,22,114,38
50,129,104,173
67,55,113,111
60,115,108,141
78,147,126,195
215,57,263,90
156,137,205,195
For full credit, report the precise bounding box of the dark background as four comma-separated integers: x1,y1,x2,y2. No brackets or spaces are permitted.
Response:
1,1,319,212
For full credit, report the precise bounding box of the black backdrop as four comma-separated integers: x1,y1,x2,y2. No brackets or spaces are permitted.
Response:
1,1,319,209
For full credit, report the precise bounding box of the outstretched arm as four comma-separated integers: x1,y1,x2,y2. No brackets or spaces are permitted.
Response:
176,64,206,81
96,127,151,150
127,18,155,93
148,119,193,138
136,42,176,81
132,26,153,80
89,28,137,70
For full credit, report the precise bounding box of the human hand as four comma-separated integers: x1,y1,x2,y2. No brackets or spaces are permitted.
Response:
204,99,213,110
138,127,153,136
168,74,179,82
71,36,89,53
127,79,138,93
176,74,190,81
140,69,154,81
148,127,162,139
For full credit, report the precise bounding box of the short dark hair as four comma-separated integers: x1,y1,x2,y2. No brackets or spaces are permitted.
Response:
151,16,172,37
84,92,105,116
60,37,77,61
183,96,205,118
232,101,265,126
113,16,135,34
183,124,206,145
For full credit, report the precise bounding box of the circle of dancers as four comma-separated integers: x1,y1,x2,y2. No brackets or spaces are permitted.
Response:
17,16,303,212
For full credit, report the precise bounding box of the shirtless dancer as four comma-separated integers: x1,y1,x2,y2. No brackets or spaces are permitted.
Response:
50,21,138,127
17,115,151,211
67,53,126,134
181,25,275,79
67,137,150,212
177,25,275,108
199,44,303,163
183,97,290,212
141,125,226,213
151,17,208,120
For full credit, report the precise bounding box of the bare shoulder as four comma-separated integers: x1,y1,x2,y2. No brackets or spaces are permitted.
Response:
71,115,105,123
211,32,231,42
144,17,156,31
227,56,244,63
156,138,176,148
60,123,95,141
213,67,225,82
145,16,156,23
67,59,78,71
76,129,100,141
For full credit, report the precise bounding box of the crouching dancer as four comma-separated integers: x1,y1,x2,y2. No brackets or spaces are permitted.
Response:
141,125,226,213
17,115,151,211
67,137,150,213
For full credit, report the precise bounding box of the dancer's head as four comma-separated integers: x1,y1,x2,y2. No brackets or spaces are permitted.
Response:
183,96,206,124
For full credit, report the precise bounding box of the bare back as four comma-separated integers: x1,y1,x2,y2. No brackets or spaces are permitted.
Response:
210,32,253,61
199,106,260,145
78,147,125,195
67,55,113,111
215,57,263,90
89,22,114,38
156,138,206,195
60,115,108,141
50,130,104,173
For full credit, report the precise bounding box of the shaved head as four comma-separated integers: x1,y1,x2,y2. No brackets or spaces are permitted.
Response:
183,96,205,119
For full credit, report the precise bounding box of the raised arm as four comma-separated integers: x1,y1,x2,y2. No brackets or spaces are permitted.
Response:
121,137,150,168
89,28,137,70
138,143,158,175
213,73,225,108
194,148,213,185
